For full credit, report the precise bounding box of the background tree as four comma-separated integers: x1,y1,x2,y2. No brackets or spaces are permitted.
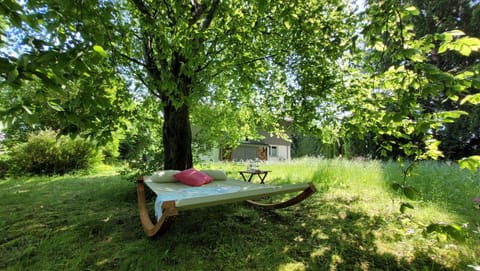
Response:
406,0,480,160
320,0,480,161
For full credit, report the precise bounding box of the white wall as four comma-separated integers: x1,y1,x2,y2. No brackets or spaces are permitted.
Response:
269,145,290,161
197,147,220,162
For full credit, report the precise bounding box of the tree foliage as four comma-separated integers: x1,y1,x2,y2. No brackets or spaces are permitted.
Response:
1,0,356,170
1,0,480,171
404,0,480,160
309,0,480,164
0,0,135,144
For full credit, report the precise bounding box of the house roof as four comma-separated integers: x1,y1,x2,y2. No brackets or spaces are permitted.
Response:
239,140,269,146
260,132,291,146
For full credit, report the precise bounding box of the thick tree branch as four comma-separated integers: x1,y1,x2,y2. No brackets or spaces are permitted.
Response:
201,0,220,29
131,0,152,18
209,54,279,79
189,0,219,28
196,45,227,72
142,35,166,99
119,53,146,67
126,64,162,99
190,0,204,24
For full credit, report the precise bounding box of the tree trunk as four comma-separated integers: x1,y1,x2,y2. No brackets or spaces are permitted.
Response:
138,8,199,170
161,51,194,170
163,101,193,170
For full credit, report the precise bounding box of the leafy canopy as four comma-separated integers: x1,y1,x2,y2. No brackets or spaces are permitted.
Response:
1,0,356,151
1,0,480,171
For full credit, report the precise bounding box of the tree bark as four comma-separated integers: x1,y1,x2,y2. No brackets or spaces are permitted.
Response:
162,101,193,170
162,53,194,170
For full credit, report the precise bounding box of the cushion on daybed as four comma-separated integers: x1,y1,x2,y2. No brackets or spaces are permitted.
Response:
200,170,228,181
150,170,180,183
174,168,213,186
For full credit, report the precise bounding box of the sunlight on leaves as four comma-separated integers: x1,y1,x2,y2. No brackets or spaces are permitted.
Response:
93,45,108,57
467,264,480,271
405,6,420,16
22,105,33,115
459,156,480,173
278,262,306,271
374,41,386,52
400,202,414,214
461,94,480,105
47,101,64,112
425,222,467,242
436,111,469,123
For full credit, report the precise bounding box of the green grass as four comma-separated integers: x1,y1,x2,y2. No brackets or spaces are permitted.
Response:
1,159,479,270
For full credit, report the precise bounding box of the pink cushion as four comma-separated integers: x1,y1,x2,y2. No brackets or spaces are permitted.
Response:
174,168,213,186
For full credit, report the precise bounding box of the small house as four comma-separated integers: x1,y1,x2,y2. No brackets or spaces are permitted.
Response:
201,132,291,162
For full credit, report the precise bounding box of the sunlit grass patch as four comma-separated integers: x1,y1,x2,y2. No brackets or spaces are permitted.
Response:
1,158,479,270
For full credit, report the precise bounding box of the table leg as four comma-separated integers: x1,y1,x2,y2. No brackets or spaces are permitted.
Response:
240,172,247,182
258,172,268,184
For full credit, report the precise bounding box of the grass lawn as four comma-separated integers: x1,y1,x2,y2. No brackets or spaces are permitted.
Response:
1,159,479,270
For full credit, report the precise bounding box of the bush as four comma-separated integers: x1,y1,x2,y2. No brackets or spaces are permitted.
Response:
0,155,9,179
9,130,101,176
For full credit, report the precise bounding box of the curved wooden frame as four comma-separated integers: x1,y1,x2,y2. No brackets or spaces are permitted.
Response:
137,177,178,237
245,182,316,209
137,176,316,237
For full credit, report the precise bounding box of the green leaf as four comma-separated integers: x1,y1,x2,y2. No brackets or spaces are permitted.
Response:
7,68,19,82
93,45,108,58
22,105,33,115
400,202,414,214
404,48,424,62
461,94,480,105
436,111,468,123
402,186,421,200
47,101,65,112
374,41,386,52
425,222,466,242
391,182,402,191
458,45,471,56
473,78,480,89
458,37,480,54
405,6,420,16
444,30,465,37
458,156,480,173
420,139,444,160
445,224,466,242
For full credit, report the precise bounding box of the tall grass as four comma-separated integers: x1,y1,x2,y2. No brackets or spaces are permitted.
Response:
1,158,479,270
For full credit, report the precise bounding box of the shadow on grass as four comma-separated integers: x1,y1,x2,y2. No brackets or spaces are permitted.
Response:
381,161,480,227
157,193,451,271
0,172,465,270
0,174,141,270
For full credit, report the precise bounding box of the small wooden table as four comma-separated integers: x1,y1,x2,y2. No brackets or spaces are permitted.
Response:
238,170,271,184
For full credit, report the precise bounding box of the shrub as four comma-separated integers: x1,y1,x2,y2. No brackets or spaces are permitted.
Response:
54,136,102,174
0,155,9,179
9,130,101,176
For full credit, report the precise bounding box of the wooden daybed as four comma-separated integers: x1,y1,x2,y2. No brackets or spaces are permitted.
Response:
137,173,317,237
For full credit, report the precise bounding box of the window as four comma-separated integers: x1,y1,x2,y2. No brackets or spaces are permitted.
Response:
271,146,278,157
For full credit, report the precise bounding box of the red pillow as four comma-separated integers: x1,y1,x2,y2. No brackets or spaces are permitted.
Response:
174,168,213,186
